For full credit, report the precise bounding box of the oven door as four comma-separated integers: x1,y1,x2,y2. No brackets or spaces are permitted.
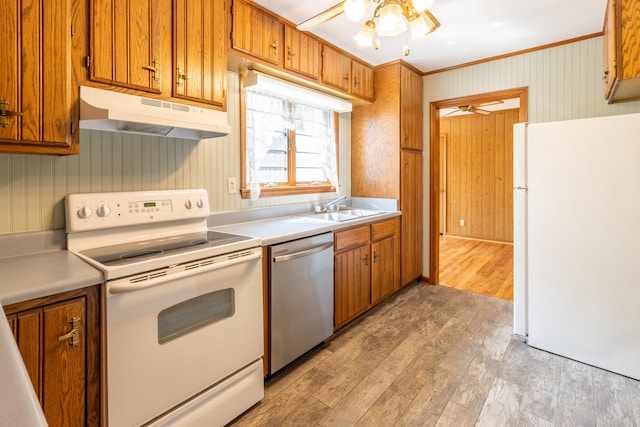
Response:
105,247,263,427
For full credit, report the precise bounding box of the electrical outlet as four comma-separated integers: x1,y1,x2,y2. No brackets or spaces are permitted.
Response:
460,219,465,226
227,178,237,194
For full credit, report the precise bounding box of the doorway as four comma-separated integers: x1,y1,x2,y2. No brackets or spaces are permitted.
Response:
428,87,529,297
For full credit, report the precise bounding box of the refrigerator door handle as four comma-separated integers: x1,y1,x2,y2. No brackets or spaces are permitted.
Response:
514,186,528,191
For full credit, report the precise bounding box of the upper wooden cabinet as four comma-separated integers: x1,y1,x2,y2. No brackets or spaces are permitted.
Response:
321,46,374,100
321,45,352,92
351,60,375,101
231,0,283,66
0,0,84,155
604,0,640,103
173,0,227,108
284,25,320,80
5,286,101,426
400,65,423,150
90,0,172,94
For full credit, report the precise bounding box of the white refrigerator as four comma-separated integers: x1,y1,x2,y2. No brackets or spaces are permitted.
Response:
514,113,640,381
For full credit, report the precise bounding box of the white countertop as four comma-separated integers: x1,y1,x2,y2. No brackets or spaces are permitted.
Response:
211,211,401,245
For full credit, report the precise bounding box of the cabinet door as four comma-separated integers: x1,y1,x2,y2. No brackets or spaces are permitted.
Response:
351,60,374,100
173,0,226,107
334,245,371,328
284,25,320,80
371,235,398,304
401,150,423,285
400,65,423,150
603,0,617,99
42,297,86,427
232,0,282,65
321,45,351,92
90,0,172,93
0,0,78,154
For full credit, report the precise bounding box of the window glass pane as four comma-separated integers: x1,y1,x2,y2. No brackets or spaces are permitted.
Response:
295,105,329,183
257,130,288,183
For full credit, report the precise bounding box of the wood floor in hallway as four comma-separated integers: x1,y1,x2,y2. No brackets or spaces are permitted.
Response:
439,236,514,301
228,283,640,427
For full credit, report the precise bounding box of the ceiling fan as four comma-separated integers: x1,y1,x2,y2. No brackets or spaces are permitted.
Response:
296,0,440,55
442,101,504,117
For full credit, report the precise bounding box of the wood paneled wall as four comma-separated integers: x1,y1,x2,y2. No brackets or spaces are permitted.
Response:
423,36,640,276
440,109,517,242
0,72,352,234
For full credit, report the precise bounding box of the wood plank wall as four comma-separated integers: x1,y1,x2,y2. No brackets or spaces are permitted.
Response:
440,109,518,242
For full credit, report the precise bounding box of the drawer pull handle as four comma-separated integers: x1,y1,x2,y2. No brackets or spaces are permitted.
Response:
58,317,81,347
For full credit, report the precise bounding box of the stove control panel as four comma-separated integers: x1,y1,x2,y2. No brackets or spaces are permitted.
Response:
66,189,210,232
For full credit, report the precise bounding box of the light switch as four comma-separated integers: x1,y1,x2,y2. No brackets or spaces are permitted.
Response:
227,178,237,194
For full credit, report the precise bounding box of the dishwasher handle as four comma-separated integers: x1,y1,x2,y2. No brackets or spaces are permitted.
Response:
272,241,333,263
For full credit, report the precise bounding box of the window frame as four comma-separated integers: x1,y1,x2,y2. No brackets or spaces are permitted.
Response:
240,84,340,199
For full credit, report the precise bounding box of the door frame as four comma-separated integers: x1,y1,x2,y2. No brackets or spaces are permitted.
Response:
429,87,529,285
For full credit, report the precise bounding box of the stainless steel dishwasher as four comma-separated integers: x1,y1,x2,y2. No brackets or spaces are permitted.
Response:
270,232,334,373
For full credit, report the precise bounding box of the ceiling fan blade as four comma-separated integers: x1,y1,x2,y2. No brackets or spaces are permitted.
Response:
442,108,461,117
297,1,345,31
476,100,504,107
473,108,491,116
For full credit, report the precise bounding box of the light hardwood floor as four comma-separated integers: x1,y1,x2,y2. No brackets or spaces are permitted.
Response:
229,283,640,427
439,236,514,301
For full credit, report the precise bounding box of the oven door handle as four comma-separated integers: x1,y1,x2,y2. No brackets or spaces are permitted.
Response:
108,249,262,295
272,242,334,263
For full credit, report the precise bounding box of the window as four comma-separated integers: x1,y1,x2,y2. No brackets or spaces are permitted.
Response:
241,87,340,199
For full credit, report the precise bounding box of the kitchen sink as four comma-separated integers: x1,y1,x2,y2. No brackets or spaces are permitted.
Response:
298,208,387,223
336,208,385,217
308,212,359,222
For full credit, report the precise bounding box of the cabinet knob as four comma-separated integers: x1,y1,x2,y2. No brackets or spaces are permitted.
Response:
58,317,81,347
344,74,350,81
353,77,360,87
363,253,369,266
403,157,408,166
271,41,278,54
142,59,160,81
0,99,23,128
373,252,379,263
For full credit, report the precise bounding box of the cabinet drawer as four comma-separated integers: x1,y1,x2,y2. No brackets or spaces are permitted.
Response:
371,218,397,241
335,225,369,251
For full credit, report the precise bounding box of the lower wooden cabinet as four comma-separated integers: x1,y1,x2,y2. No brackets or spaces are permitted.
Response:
334,217,401,329
4,286,100,427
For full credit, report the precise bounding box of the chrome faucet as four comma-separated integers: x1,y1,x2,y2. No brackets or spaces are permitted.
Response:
324,195,347,211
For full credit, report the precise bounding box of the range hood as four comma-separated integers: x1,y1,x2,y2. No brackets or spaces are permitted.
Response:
79,86,231,140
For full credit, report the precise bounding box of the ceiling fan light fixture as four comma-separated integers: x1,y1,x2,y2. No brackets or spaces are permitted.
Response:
409,13,429,39
411,0,434,13
376,2,406,37
354,20,377,46
344,0,371,22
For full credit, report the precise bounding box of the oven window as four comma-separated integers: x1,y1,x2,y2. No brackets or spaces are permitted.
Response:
158,289,235,344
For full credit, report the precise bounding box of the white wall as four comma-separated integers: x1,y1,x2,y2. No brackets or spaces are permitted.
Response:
423,36,640,277
0,72,352,234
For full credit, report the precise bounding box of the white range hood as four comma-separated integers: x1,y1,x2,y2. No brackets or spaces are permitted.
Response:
79,86,231,140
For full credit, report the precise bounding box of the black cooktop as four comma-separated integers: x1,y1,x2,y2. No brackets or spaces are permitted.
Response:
79,230,252,267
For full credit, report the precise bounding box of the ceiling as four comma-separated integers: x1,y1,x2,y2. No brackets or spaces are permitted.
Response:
252,0,608,73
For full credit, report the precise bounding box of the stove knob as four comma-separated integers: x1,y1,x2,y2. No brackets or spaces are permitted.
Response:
96,204,111,217
185,199,194,209
196,198,205,209
77,206,93,219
